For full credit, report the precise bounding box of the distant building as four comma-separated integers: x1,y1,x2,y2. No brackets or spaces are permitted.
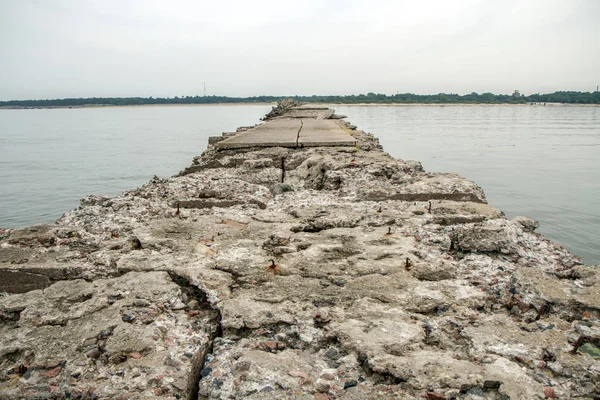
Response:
512,90,521,97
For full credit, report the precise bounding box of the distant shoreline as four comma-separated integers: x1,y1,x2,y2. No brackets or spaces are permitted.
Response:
0,103,276,110
326,102,599,107
2,90,599,109
1,102,598,110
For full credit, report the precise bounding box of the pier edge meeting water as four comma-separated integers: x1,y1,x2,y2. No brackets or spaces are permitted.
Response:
1,103,597,400
0,103,598,264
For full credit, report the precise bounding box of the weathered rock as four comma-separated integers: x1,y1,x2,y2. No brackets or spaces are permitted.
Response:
270,183,294,196
411,260,456,281
454,221,514,253
512,215,540,232
0,271,219,399
1,106,597,400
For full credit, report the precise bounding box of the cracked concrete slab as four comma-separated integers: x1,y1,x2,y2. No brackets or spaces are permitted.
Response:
217,118,355,149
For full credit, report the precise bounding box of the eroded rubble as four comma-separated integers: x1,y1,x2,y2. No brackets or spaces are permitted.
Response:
0,107,598,399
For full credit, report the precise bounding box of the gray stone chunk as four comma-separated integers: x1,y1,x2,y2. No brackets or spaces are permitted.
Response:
455,224,512,253
512,215,540,232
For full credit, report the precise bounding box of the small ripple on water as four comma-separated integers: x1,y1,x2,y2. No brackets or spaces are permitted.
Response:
0,105,272,228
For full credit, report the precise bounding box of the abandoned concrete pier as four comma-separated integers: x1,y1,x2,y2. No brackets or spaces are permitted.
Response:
0,104,598,400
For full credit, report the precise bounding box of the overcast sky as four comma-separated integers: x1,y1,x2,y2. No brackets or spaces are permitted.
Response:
1,0,599,100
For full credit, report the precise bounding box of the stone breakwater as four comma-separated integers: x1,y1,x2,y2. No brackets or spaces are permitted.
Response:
0,106,598,400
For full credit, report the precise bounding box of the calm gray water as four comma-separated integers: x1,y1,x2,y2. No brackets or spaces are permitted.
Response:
0,104,598,264
334,105,600,265
0,105,271,226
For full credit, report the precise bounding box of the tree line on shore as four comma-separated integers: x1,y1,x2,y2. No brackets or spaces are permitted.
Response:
1,91,599,107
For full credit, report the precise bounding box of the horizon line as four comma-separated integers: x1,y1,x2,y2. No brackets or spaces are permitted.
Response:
2,89,600,103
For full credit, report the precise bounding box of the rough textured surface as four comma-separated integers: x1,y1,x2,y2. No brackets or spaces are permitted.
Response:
0,271,219,400
1,108,598,399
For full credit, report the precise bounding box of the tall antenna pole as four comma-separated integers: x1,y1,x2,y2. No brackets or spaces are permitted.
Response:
204,82,207,97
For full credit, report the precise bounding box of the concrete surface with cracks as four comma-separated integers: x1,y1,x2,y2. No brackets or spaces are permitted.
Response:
0,105,598,400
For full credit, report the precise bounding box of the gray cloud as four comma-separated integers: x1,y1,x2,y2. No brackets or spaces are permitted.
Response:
1,0,599,100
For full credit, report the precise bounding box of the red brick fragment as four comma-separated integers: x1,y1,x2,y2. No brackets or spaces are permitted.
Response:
426,392,445,400
40,366,62,378
260,341,278,352
556,322,570,331
544,386,557,398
